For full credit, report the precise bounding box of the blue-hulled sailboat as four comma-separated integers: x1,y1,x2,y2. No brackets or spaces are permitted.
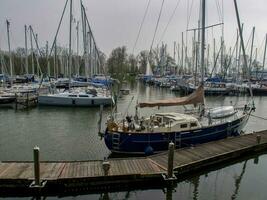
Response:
104,85,254,155
103,0,255,155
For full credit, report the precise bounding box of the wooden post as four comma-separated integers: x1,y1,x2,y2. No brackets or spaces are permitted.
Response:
102,158,110,176
26,92,29,108
15,93,17,110
167,142,174,179
33,146,40,186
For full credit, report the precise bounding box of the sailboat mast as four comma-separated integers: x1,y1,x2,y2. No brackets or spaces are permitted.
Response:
200,0,206,84
181,32,184,74
6,20,13,77
68,0,73,82
234,0,249,79
76,21,79,76
54,39,57,77
46,41,50,76
24,25,29,74
30,26,34,75
262,34,267,72
248,27,255,77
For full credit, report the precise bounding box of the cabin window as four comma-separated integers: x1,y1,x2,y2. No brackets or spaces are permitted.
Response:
79,95,88,97
69,95,77,97
180,124,187,129
190,122,197,127
163,117,169,123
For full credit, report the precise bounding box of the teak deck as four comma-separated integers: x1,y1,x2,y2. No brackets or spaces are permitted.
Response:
1,130,267,195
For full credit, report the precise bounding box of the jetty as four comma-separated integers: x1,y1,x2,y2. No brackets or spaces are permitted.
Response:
1,130,267,196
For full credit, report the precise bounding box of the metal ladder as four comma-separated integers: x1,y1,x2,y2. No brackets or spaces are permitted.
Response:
112,133,120,150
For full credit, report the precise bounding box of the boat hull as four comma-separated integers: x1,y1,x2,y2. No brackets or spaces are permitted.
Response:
104,114,249,155
38,95,112,107
0,97,16,105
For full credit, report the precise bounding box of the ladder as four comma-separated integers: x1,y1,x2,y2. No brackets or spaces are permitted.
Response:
112,133,120,150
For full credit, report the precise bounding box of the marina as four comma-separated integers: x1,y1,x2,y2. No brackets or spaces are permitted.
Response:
1,0,267,199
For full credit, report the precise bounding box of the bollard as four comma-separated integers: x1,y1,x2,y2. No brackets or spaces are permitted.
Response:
33,146,40,186
102,158,110,176
256,135,261,144
167,142,175,179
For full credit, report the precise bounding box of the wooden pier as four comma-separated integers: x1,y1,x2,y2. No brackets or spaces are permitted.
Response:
15,92,38,109
1,130,267,196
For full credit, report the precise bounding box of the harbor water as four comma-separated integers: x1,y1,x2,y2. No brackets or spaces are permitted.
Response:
1,82,267,199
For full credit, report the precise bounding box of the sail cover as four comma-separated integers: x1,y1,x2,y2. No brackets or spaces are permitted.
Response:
138,85,204,108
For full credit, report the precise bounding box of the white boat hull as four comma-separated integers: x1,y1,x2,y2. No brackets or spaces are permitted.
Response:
38,95,112,106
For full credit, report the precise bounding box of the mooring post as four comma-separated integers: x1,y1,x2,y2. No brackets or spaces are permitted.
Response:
102,157,110,176
167,142,175,179
26,92,29,108
33,146,40,186
256,135,261,144
15,93,17,110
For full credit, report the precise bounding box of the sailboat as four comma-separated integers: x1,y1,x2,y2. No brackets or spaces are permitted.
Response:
103,0,255,155
38,0,113,107
142,60,154,84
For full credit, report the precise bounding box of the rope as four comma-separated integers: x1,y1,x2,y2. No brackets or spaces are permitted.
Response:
132,0,151,55
149,0,165,53
250,114,267,121
157,0,182,45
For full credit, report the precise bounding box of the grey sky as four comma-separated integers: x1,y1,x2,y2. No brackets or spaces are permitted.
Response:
0,0,267,58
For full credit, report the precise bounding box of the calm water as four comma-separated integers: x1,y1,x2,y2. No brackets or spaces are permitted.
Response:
1,82,267,199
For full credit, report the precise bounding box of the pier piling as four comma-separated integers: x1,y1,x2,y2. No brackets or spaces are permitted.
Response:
102,158,111,176
167,142,174,179
33,146,40,186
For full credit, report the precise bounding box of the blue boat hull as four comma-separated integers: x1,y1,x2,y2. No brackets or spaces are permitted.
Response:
104,114,249,155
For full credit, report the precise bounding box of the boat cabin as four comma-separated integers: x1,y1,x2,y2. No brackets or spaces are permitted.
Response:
149,112,201,132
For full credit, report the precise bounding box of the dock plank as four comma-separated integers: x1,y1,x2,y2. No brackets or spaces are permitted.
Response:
1,130,267,193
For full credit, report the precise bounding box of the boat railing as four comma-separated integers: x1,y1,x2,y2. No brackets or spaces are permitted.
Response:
112,112,123,123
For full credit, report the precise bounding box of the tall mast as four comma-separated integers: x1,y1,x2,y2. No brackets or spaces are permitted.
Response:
200,0,206,84
76,21,79,76
220,37,224,75
235,30,239,79
54,39,57,77
81,1,88,77
213,38,216,75
233,0,251,98
6,20,13,77
68,0,73,81
237,24,244,80
181,32,184,74
24,25,29,74
248,27,255,78
46,41,50,76
262,34,267,72
30,26,34,75
36,33,40,77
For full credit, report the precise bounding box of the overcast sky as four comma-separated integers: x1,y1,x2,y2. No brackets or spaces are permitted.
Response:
0,0,267,58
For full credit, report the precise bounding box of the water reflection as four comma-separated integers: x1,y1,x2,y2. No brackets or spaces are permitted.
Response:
231,160,248,200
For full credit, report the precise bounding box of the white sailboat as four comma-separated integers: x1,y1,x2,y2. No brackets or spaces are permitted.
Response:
38,87,113,107
38,0,113,107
